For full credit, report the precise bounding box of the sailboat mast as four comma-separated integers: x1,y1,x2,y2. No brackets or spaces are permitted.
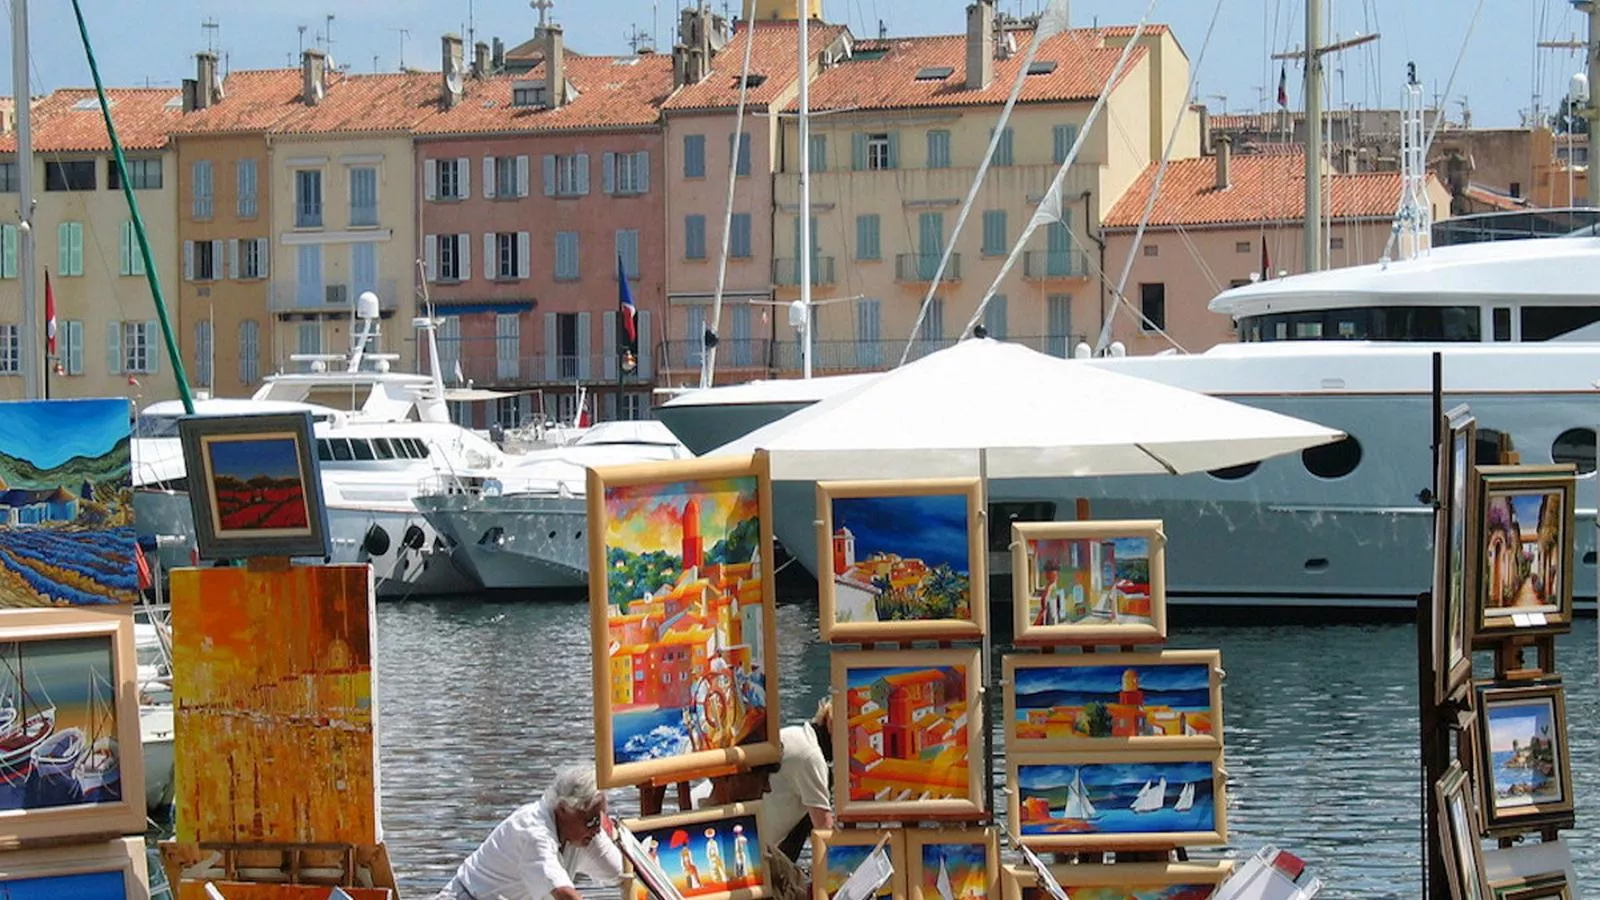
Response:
797,10,813,380
1303,0,1323,272
1587,0,1600,207
11,0,38,400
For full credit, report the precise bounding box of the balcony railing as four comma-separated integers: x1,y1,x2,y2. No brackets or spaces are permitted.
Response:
662,339,772,372
1023,249,1089,279
895,253,961,283
672,334,1093,377
772,257,836,286
269,278,400,313
430,342,657,385
349,203,379,227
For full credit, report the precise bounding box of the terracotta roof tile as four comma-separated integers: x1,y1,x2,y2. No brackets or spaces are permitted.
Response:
664,21,848,111
1462,183,1528,211
0,88,183,153
171,69,304,135
414,54,674,135
794,27,1148,112
1103,152,1414,228
269,70,443,135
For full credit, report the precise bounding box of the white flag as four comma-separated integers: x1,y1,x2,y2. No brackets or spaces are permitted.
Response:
1020,845,1073,900
453,358,465,384
935,853,955,900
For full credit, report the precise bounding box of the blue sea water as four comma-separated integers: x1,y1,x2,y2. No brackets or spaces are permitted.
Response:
1491,749,1553,797
613,707,692,764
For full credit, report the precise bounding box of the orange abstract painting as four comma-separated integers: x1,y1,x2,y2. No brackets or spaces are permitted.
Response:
171,565,378,844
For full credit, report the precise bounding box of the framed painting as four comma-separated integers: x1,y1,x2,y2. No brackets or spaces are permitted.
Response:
904,826,998,900
0,835,150,899
811,827,906,900
589,455,781,789
1472,465,1575,643
1437,760,1491,900
1432,405,1476,704
1474,683,1573,831
178,411,330,561
1011,521,1167,644
832,647,984,821
1009,751,1227,851
175,887,391,900
815,478,986,642
0,607,146,844
1000,861,1235,899
620,802,769,900
1491,873,1572,900
0,398,137,607
1003,650,1223,753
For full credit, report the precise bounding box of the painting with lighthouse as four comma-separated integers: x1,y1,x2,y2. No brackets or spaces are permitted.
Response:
588,455,781,788
1009,754,1227,851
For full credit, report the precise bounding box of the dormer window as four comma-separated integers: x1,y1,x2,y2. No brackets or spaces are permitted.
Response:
512,80,548,108
914,66,954,82
1027,61,1058,75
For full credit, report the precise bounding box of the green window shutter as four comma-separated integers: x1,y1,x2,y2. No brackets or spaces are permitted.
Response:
852,133,868,171
0,225,15,279
57,223,70,275
886,132,900,169
106,321,122,374
146,321,159,373
70,223,84,276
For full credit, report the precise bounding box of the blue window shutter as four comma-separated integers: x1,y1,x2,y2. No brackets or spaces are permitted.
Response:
543,155,556,196
544,312,558,380
576,154,590,194
106,321,122,374
851,133,868,170
70,224,84,276
638,310,652,377
602,152,616,194
684,134,705,177
886,132,900,169
577,311,592,379
638,151,650,194
0,225,15,278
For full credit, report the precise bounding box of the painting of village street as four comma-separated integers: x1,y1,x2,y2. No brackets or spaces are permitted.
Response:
826,492,974,629
1026,535,1152,628
0,634,122,812
1480,482,1569,617
1484,694,1564,813
838,654,973,807
1010,657,1217,749
0,399,136,607
1015,760,1217,840
601,474,770,772
629,810,766,899
914,838,991,899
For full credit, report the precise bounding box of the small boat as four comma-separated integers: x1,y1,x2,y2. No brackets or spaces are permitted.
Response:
31,727,86,777
1133,776,1167,813
1058,767,1099,821
76,670,122,802
0,705,56,782
1174,781,1195,812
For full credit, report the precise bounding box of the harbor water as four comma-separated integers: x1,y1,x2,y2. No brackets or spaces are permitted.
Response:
373,596,1599,900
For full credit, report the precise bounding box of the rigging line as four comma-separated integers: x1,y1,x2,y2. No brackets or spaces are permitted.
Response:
1092,0,1226,355
896,0,1071,368
956,0,1157,346
699,10,762,390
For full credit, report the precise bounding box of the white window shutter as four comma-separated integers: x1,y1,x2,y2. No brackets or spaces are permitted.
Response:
457,157,470,198
424,160,438,200
516,155,530,197
458,233,471,278
543,312,558,381
257,238,270,278
517,232,530,279
576,154,590,194
183,240,194,281
602,152,616,194
106,322,122,374
228,239,240,280
146,321,159,373
576,311,592,380
484,233,495,281
638,151,650,194
424,234,438,282
603,310,617,380
482,156,496,198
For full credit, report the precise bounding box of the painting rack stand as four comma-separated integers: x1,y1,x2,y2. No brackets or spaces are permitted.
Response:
157,840,400,896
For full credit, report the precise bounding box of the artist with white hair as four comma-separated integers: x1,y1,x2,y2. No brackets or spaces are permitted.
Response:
434,764,623,900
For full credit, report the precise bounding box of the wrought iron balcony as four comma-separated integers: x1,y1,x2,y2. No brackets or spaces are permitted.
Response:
895,253,961,283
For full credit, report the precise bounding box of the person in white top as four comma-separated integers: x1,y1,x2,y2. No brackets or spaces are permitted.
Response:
434,765,623,900
762,697,835,861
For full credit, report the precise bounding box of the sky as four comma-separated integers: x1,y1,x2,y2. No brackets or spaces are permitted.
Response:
0,397,126,471
206,435,302,481
1,1,1586,130
834,493,969,570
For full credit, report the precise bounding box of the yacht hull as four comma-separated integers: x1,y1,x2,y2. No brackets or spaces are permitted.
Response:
140,704,174,812
415,495,589,590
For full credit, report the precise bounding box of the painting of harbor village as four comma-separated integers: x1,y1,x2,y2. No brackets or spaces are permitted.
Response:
907,829,996,900
1477,468,1574,631
1005,652,1221,751
1011,757,1224,849
172,564,378,845
1012,521,1165,643
623,804,767,900
590,457,778,787
833,648,981,818
817,479,983,641
0,399,135,608
0,633,122,814
1478,685,1571,825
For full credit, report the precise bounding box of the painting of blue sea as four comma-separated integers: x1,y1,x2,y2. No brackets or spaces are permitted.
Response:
0,634,122,812
828,492,973,625
1486,696,1563,809
0,399,135,607
0,867,125,898
1016,761,1217,837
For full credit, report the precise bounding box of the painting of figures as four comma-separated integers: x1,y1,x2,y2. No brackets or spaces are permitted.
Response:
204,437,310,532
1012,521,1166,644
1010,754,1226,850
589,456,780,788
1000,862,1234,900
179,412,329,560
1476,684,1573,829
1475,466,1574,638
622,803,768,900
816,479,985,642
1005,651,1222,752
905,828,997,900
832,648,983,820
172,565,378,845
0,399,135,607
811,828,906,900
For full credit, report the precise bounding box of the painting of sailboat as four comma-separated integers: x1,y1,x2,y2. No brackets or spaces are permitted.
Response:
906,828,996,900
1011,756,1226,850
0,632,119,813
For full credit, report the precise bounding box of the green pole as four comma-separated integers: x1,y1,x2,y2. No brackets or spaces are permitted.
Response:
69,0,194,415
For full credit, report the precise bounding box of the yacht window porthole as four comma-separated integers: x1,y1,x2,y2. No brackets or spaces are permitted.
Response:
1208,461,1260,481
1302,436,1363,479
1552,428,1597,475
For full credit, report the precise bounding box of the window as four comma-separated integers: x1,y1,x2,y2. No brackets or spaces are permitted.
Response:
1552,428,1597,474
349,166,378,226
1302,436,1363,479
192,160,213,219
187,239,219,281
555,231,580,280
494,156,519,197
856,215,880,260
856,299,881,367
1235,241,1252,253
1509,181,1522,198
295,169,323,227
194,320,212,388
555,312,581,378
604,151,649,195
546,153,589,196
0,163,17,193
729,214,752,259
297,322,322,356
683,134,706,178
108,158,162,190
496,314,520,380
430,157,468,200
236,158,258,217
981,210,1007,256
1047,294,1073,356
493,232,530,280
0,224,13,278
64,320,84,375
729,132,752,176
352,243,378,296
866,133,893,170
616,229,640,279
296,244,322,304
1143,244,1159,257
1051,124,1080,165
122,321,153,373
982,295,1007,339
44,161,95,191
926,130,951,168
118,221,145,276
1139,283,1166,332
0,325,16,373
239,320,260,384
1329,236,1345,250
808,134,827,172
57,222,84,277
237,238,269,279
685,215,707,260
433,234,465,281
991,127,1014,166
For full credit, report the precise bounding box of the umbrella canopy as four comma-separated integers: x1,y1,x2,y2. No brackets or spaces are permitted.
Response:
708,338,1345,480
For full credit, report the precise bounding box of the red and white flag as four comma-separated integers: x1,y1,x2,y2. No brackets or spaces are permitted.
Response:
43,269,56,357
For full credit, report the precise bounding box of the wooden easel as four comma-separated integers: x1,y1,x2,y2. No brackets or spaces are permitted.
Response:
158,840,400,895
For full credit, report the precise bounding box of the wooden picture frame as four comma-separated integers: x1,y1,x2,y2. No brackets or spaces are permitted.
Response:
1437,760,1492,900
1000,860,1235,899
178,411,330,561
621,802,769,900
1491,872,1572,900
903,826,998,900
832,647,984,821
1011,520,1167,644
811,827,907,900
0,607,146,844
1474,682,1573,831
1472,465,1575,643
0,835,150,899
1008,750,1227,851
589,454,781,789
815,478,987,642
1003,650,1223,753
1433,405,1476,704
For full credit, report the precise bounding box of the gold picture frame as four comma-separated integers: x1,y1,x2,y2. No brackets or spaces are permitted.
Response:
1437,760,1491,900
1008,750,1227,851
1474,682,1574,832
1003,650,1224,753
810,827,907,900
1491,872,1572,900
1472,465,1575,644
832,647,985,821
588,454,782,789
903,826,998,900
1010,520,1167,645
815,478,987,643
620,802,770,900
1432,405,1476,704
999,860,1235,899
0,835,150,899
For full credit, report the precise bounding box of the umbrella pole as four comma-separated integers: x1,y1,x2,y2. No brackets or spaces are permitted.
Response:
980,448,996,825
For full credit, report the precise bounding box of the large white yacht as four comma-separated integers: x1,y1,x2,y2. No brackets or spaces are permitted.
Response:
657,235,1600,609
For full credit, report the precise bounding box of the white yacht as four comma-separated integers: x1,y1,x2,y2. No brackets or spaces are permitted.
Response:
413,420,690,590
657,236,1600,609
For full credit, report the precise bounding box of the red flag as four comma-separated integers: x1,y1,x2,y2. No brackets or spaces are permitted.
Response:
1276,63,1289,109
43,269,56,357
134,543,152,592
1260,235,1271,279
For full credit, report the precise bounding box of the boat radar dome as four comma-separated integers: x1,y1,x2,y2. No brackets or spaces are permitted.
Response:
1073,342,1093,359
1108,341,1127,358
787,299,809,330
311,359,328,373
356,291,382,320
1572,72,1590,105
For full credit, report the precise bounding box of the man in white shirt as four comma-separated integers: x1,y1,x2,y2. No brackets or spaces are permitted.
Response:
435,765,623,900
762,698,835,861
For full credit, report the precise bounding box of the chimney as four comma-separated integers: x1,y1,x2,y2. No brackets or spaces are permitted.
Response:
545,24,567,107
441,34,465,108
966,0,995,91
492,37,506,71
473,41,491,79
1213,134,1231,190
194,52,219,110
672,44,688,87
301,49,326,106
1338,145,1358,174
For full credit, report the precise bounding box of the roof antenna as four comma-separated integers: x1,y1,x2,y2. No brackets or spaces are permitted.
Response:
391,27,410,69
201,17,220,54
297,24,307,57
626,24,654,53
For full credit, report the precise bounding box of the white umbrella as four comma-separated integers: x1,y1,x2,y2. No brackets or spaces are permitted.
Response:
708,338,1344,479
